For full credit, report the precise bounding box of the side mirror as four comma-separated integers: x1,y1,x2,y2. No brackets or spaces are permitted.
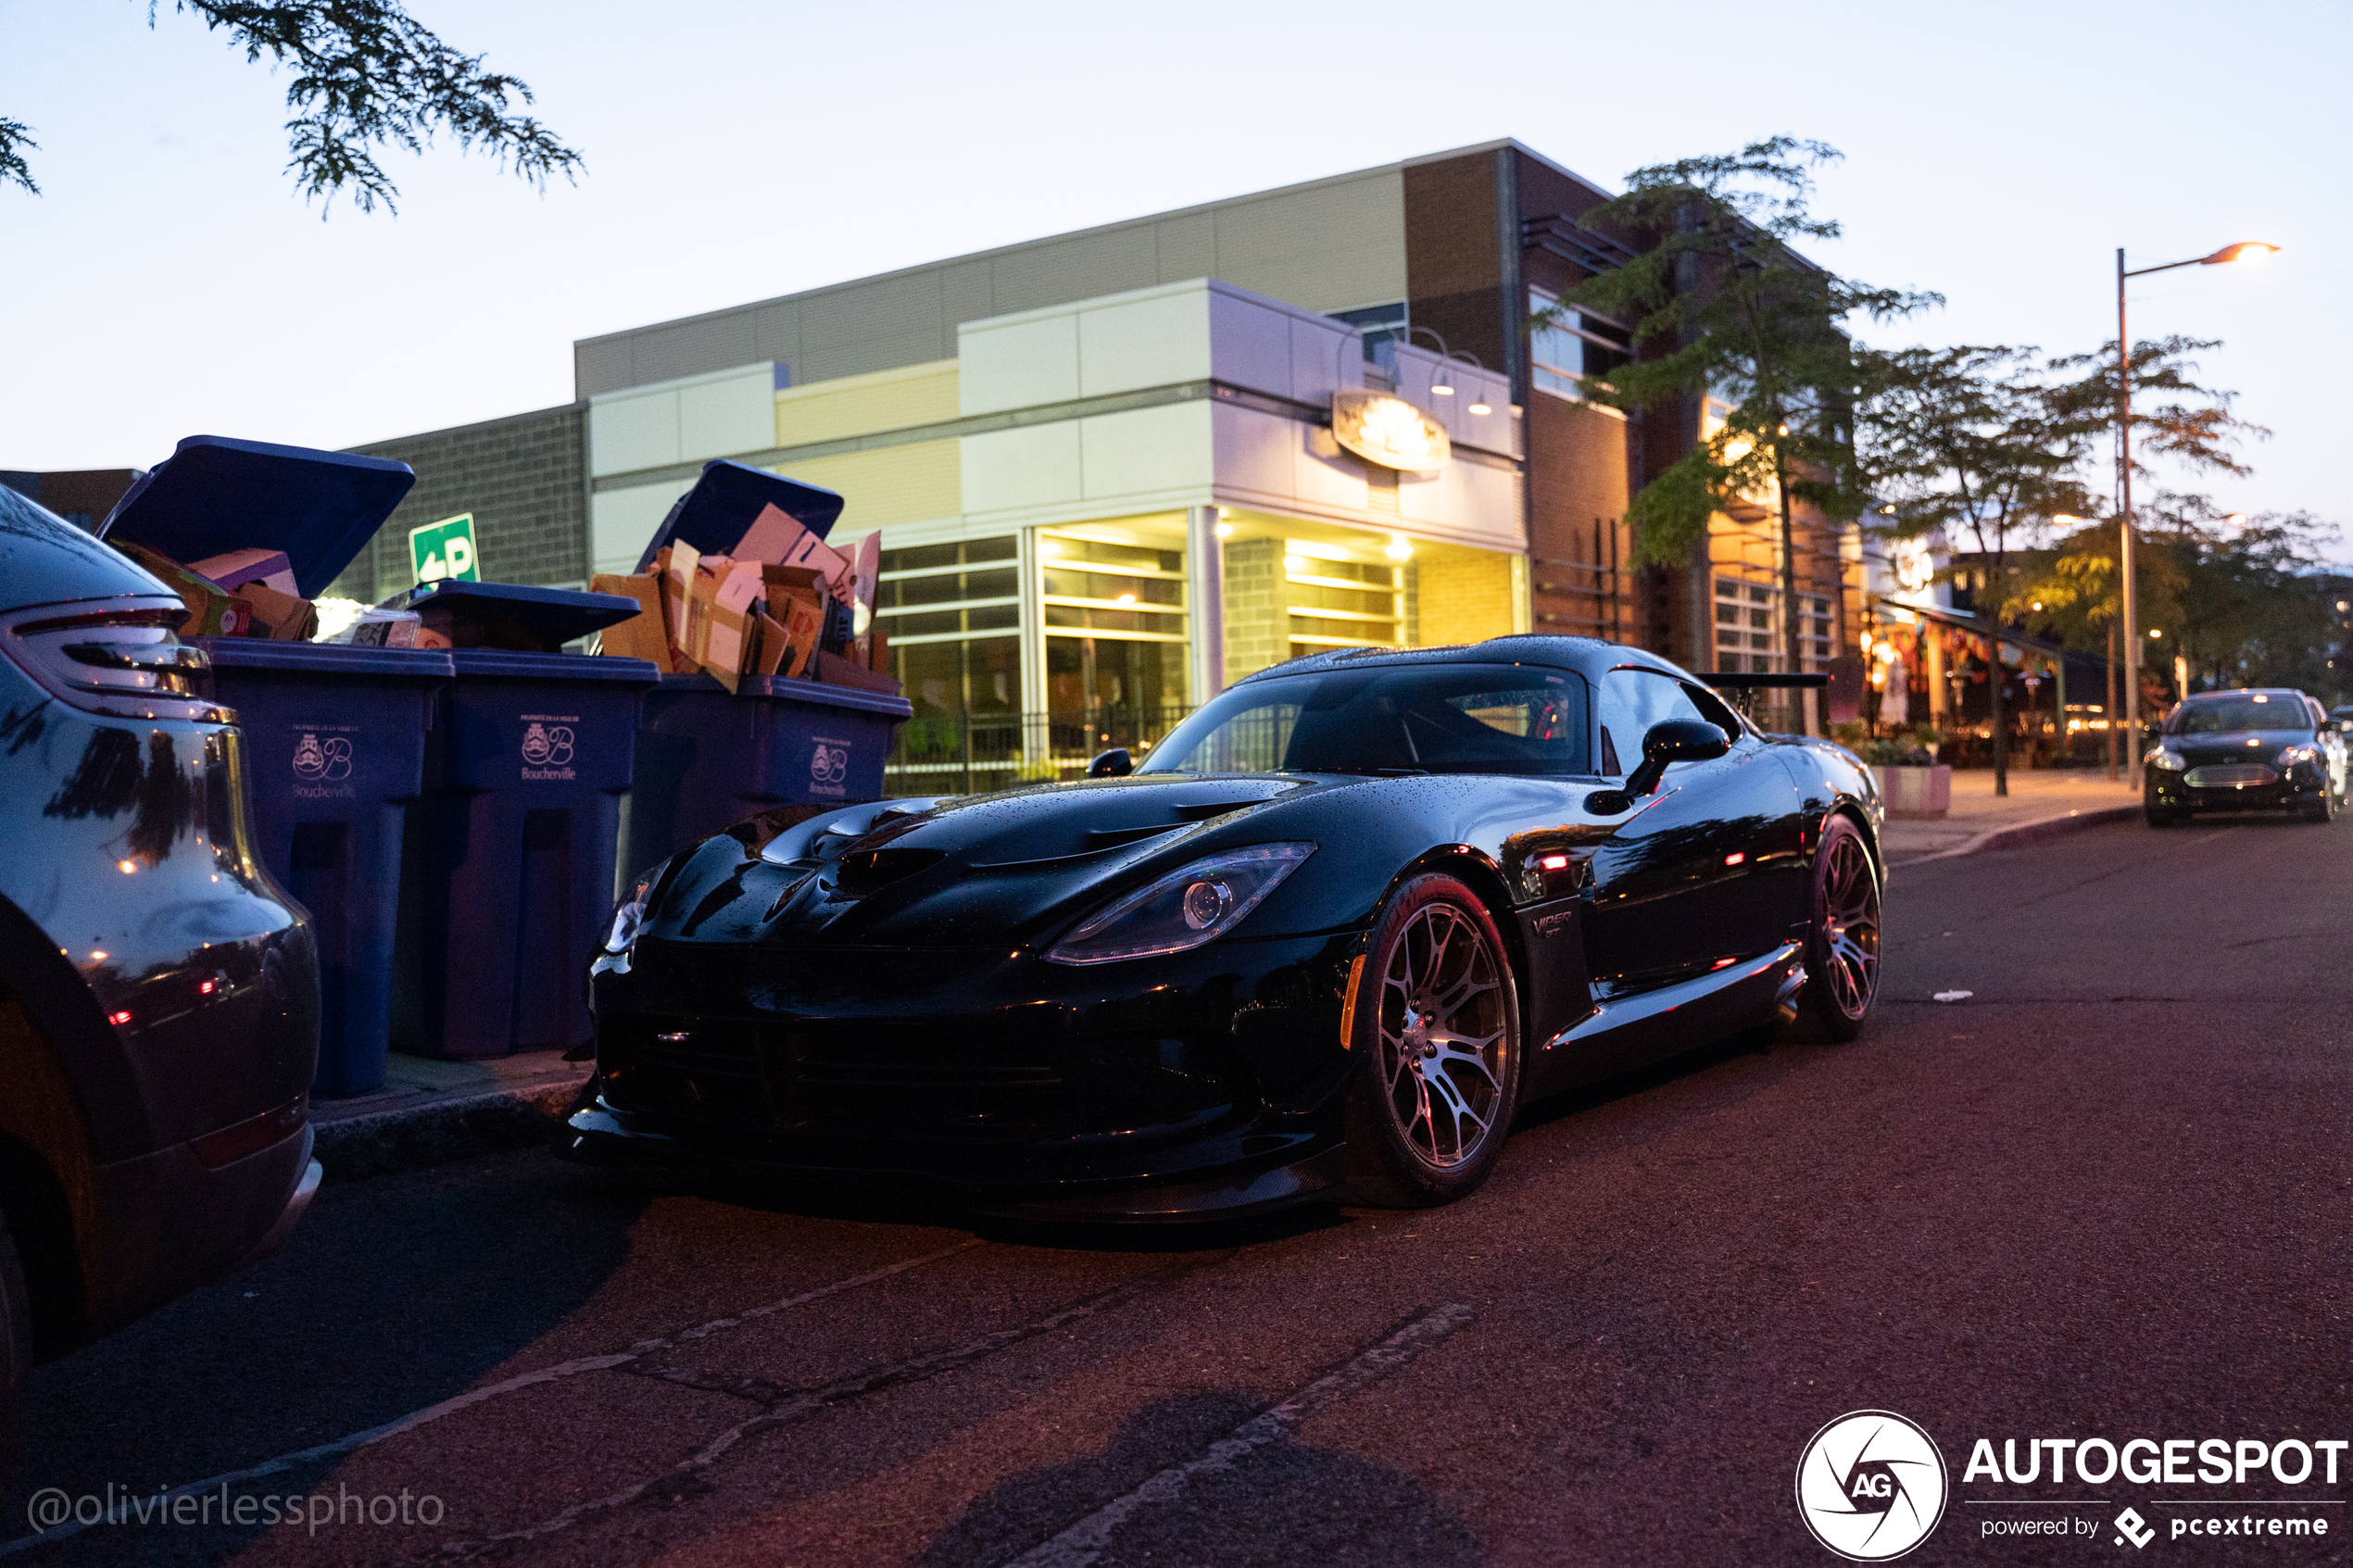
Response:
1087,746,1133,778
1624,720,1730,797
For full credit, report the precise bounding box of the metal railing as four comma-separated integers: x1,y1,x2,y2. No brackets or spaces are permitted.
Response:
885,705,1197,797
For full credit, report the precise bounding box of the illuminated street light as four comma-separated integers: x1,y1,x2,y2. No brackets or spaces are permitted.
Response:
2115,240,2278,782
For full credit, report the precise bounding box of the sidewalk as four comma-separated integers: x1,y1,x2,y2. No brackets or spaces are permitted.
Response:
1881,768,2140,866
312,1048,590,1181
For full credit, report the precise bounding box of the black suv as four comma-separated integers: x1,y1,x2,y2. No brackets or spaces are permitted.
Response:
0,486,320,1462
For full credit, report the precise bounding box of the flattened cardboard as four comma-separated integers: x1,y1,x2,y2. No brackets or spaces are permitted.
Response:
589,572,680,669
112,541,253,636
234,582,319,642
188,547,297,596
814,648,903,696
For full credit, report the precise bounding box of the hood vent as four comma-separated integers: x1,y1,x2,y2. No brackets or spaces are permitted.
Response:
833,847,947,897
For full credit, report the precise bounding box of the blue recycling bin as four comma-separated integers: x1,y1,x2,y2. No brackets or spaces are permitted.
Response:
194,642,452,1095
100,434,434,1097
623,672,913,876
391,588,659,1059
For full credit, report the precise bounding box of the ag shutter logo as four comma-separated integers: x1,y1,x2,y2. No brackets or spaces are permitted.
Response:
1796,1410,1948,1562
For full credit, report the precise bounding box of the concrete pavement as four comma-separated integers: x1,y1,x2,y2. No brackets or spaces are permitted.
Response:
1881,767,2140,864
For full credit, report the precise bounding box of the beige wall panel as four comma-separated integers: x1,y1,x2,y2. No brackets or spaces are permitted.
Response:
958,312,1082,416
1078,290,1212,397
1210,403,1303,506
1289,313,1357,406
774,361,960,447
588,388,679,478
677,366,778,462
1205,288,1295,402
1292,424,1369,514
775,441,961,532
1212,171,1407,312
1079,402,1214,503
589,480,686,576
963,421,1084,514
989,224,1160,317
1154,212,1217,282
799,270,944,350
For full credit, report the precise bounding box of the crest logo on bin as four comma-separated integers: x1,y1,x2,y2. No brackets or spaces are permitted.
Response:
292,733,353,782
810,742,849,795
522,722,575,766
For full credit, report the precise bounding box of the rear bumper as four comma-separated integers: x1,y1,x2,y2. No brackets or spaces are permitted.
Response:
87,1122,318,1336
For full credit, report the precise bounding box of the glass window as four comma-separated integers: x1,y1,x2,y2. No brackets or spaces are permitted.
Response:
1332,303,1409,369
1529,288,1632,398
2169,694,2314,734
1142,664,1592,778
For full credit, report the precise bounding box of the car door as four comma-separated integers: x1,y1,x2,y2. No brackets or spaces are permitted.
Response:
1580,667,1798,997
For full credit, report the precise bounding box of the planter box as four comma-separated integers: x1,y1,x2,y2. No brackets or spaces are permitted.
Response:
1874,763,1952,819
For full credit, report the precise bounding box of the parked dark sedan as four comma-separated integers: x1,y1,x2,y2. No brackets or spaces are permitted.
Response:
0,486,320,1463
2144,688,2348,825
567,637,1883,1220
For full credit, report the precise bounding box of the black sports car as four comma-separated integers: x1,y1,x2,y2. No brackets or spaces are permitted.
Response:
2144,688,2348,825
566,637,1884,1218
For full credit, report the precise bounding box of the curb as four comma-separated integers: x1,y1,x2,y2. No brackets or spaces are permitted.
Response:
1892,803,2141,866
312,1074,586,1182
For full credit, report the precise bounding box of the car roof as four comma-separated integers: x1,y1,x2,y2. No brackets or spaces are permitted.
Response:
1232,634,1686,685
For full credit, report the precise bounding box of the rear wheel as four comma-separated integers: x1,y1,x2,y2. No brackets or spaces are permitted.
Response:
0,1213,30,1493
1342,874,1522,1208
1781,817,1881,1043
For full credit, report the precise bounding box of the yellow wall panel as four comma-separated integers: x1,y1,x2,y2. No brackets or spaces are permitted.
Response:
774,360,960,447
775,441,961,531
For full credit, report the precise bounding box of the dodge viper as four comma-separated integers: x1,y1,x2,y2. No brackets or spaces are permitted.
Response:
565,636,1883,1218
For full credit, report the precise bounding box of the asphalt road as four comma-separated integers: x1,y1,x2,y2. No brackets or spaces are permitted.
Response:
13,811,2350,1567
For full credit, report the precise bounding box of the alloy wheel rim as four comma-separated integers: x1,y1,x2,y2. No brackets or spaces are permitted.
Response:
1377,904,1509,1170
1821,835,1881,1019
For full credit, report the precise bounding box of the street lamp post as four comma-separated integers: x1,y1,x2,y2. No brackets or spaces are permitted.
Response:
2115,241,2276,787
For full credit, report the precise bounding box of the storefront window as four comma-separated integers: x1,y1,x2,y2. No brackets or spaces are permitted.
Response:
1040,533,1189,714
1712,574,1834,672
879,537,1022,715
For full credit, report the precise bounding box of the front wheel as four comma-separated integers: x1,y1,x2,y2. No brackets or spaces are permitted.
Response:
1342,873,1523,1209
1780,817,1881,1043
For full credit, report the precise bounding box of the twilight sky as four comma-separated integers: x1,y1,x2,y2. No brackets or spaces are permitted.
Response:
2,0,2340,540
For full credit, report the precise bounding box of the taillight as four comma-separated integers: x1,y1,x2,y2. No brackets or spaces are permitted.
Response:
190,1096,308,1168
0,596,229,722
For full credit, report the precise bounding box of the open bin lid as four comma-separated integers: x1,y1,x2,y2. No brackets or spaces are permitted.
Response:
381,580,646,651
98,435,416,598
635,459,846,573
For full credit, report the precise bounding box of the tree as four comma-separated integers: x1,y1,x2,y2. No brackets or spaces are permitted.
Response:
1858,346,2095,795
1551,137,1935,732
2,2,582,212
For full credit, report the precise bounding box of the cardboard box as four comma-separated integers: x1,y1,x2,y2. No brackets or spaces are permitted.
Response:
763,583,825,680
736,503,855,605
590,571,684,670
813,648,903,696
869,619,889,676
112,540,255,636
188,548,297,596
234,582,319,642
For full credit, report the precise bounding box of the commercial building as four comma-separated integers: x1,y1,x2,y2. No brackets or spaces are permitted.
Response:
326,140,1867,779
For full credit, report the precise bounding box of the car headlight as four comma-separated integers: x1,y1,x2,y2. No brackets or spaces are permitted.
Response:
2145,747,2186,771
589,864,662,978
2277,744,2322,767
1045,844,1315,966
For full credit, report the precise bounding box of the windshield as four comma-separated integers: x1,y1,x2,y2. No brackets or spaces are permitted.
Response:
1140,663,1592,777
2170,695,2310,734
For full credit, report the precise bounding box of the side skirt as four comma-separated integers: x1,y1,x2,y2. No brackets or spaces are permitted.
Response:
1531,942,1802,1095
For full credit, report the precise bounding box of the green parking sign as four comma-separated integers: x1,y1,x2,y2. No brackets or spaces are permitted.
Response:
409,513,480,583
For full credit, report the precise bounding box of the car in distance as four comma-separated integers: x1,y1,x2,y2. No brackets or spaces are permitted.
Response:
0,485,321,1466
2144,688,2348,825
567,637,1883,1220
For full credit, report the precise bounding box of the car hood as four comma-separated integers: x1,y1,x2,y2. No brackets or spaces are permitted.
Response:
648,773,1334,950
2167,730,2311,762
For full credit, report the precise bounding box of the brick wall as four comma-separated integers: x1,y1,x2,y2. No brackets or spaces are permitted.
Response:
1416,551,1514,647
327,404,586,602
1223,537,1285,681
